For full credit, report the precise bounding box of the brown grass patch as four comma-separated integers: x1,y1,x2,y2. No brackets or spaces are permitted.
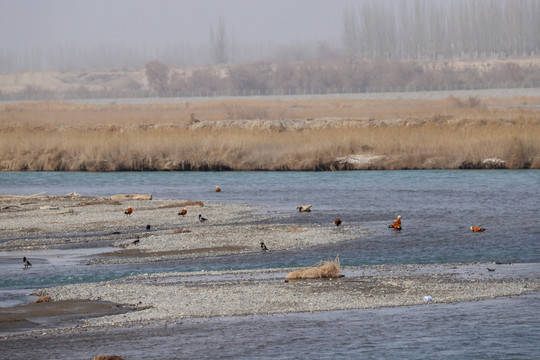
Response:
34,295,52,303
285,257,341,280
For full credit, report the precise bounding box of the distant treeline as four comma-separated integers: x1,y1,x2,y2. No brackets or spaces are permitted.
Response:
0,0,539,72
341,0,540,60
152,58,540,97
3,57,540,101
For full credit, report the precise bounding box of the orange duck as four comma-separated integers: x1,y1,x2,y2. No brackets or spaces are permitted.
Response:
178,208,187,217
334,219,342,227
215,186,221,192
124,206,133,216
388,215,402,231
470,226,485,232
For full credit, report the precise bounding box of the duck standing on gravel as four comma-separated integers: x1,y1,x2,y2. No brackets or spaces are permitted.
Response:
178,208,187,217
23,257,32,269
125,206,133,217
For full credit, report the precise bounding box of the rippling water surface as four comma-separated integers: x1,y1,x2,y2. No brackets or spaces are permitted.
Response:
0,170,539,358
2,170,538,267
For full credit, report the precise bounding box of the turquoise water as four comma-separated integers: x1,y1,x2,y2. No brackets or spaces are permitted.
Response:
0,170,539,358
1,170,538,289
1,170,539,265
1,170,539,293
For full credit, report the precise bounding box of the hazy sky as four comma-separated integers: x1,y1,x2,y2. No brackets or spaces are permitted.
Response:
0,0,358,50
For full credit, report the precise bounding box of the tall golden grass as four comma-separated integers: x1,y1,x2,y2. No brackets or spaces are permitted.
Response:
1,97,539,171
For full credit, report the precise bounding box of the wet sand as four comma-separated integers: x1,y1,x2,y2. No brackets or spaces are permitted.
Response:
0,299,133,332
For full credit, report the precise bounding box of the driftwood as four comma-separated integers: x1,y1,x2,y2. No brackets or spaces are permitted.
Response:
296,204,312,212
110,194,152,200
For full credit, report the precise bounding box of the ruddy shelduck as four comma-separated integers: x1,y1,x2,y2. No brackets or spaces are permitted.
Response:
389,215,402,231
178,208,187,217
470,226,485,232
124,206,133,216
334,219,342,227
216,186,221,192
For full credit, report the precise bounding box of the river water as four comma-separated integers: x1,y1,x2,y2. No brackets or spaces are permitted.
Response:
0,170,539,359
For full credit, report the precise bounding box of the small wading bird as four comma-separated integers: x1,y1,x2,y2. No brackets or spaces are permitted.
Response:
215,186,221,192
23,256,32,269
470,226,485,232
178,208,187,217
125,207,133,217
389,215,402,231
198,214,207,223
260,241,268,252
334,219,342,227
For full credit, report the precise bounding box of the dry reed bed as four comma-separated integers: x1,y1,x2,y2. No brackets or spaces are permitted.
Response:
1,97,539,170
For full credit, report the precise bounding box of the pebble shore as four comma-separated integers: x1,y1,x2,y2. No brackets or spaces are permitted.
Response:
1,194,539,335
38,263,539,330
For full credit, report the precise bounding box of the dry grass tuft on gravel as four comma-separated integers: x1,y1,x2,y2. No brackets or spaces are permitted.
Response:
34,295,53,303
285,257,341,280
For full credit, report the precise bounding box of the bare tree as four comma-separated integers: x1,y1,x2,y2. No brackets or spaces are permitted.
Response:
145,60,170,95
210,17,228,64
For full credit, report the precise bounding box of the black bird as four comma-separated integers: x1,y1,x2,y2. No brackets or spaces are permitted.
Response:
146,224,151,231
133,238,140,245
23,256,32,269
260,241,268,252
487,268,495,272
198,214,207,223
